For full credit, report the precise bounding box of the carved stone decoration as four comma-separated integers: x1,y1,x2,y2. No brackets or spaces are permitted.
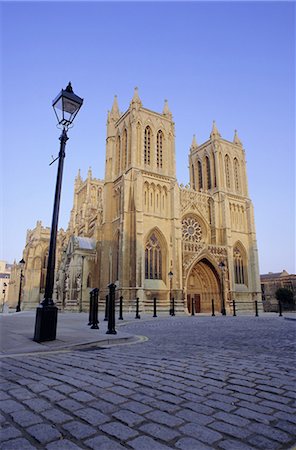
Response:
182,217,202,242
180,188,210,222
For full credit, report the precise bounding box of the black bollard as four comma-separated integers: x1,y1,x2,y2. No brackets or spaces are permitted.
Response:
135,297,141,319
255,300,258,317
106,284,117,334
211,299,215,317
171,298,175,316
191,298,195,316
90,288,99,329
104,295,108,321
88,290,93,325
153,297,157,318
118,296,123,320
279,300,283,317
233,300,236,316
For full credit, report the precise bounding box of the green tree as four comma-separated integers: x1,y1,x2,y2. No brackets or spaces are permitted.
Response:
275,288,294,309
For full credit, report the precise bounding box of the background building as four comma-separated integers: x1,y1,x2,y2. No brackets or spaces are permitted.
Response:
0,261,11,310
261,270,296,311
14,90,262,314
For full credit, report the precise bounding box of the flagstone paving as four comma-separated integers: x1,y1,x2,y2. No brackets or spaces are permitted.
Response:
1,316,295,449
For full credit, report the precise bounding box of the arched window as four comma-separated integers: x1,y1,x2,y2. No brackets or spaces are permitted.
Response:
234,158,240,193
156,130,163,169
206,156,211,189
191,164,195,190
122,129,127,171
116,135,121,175
43,251,49,269
87,274,92,288
198,160,203,190
144,126,151,166
145,233,162,280
225,155,231,189
233,246,246,284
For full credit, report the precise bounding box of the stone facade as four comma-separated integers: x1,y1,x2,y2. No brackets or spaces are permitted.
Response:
0,261,11,310
18,89,262,314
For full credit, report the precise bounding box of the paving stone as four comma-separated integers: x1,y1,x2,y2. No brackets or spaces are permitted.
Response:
62,420,96,439
260,399,295,414
274,419,296,435
85,435,125,449
0,437,37,449
274,410,296,424
214,411,250,427
176,408,213,425
0,425,22,441
139,422,180,442
42,408,72,424
145,409,184,427
247,434,282,449
69,391,95,403
99,421,138,441
88,399,117,414
209,420,251,439
128,435,172,450
234,407,273,424
23,398,51,413
218,438,256,450
46,439,84,449
156,393,184,404
108,385,135,396
256,390,290,403
98,391,127,405
0,391,12,401
8,388,35,401
59,398,83,412
10,410,44,427
112,409,145,426
179,422,223,444
238,400,274,414
41,390,66,402
175,437,212,450
247,422,292,443
0,400,25,414
73,407,109,426
183,401,215,415
54,384,77,394
204,399,236,412
256,384,283,395
123,400,152,414
26,423,62,444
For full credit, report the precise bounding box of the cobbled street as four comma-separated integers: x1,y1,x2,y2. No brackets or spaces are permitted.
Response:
1,316,296,449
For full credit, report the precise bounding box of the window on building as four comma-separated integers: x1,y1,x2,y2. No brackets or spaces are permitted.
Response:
225,155,231,189
192,164,195,190
198,160,203,190
206,156,211,189
145,233,162,279
116,135,121,175
234,246,246,284
144,126,151,165
234,158,240,193
122,129,127,171
87,274,92,288
156,130,163,168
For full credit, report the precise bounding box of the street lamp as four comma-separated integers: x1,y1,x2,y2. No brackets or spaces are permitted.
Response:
16,258,25,312
34,82,83,342
168,270,174,316
218,261,226,316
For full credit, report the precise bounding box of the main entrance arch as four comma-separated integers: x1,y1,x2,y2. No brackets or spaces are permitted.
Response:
186,258,221,313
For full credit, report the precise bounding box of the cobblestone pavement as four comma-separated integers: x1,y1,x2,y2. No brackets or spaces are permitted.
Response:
1,316,295,449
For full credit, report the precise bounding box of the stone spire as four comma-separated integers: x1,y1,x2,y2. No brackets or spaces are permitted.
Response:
210,120,221,139
191,134,198,149
75,169,82,185
87,166,92,179
233,129,242,146
130,87,142,108
163,99,172,118
109,95,120,120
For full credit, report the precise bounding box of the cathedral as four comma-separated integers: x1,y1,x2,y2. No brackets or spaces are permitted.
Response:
9,88,261,314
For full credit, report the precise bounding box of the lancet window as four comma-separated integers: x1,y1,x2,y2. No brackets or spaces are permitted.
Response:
198,160,203,190
192,164,196,190
156,130,163,169
206,156,211,189
234,158,240,193
225,155,231,189
122,129,127,171
145,233,162,280
144,126,151,166
116,135,121,175
233,246,246,284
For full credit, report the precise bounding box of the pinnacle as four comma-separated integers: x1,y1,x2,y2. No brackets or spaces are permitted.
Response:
210,120,221,139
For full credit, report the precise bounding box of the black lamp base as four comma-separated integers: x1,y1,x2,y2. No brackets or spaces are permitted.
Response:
33,305,58,342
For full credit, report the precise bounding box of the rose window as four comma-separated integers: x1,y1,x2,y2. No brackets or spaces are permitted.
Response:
182,217,202,242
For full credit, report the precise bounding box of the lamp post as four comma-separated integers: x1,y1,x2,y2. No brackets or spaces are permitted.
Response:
80,255,85,313
34,82,83,342
168,270,174,315
218,261,226,316
2,282,7,312
16,258,25,312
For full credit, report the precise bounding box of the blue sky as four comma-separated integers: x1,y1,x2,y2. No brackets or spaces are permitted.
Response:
1,1,295,274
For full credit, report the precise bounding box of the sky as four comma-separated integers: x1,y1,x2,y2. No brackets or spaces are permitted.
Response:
1,1,295,275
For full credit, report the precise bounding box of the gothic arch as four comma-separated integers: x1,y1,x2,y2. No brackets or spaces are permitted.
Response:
233,241,248,285
185,256,221,313
144,227,168,281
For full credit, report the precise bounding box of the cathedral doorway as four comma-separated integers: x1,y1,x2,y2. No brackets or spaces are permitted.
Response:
186,258,220,314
